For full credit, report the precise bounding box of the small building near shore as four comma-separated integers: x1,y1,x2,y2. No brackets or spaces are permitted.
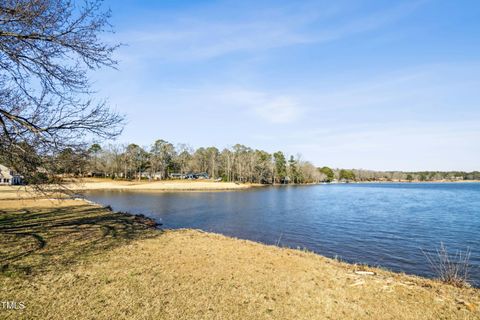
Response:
184,172,209,180
169,173,185,179
0,164,23,185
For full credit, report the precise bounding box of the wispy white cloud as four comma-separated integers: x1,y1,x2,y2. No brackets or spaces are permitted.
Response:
287,120,480,171
294,62,480,118
255,97,302,124
115,1,426,62
216,89,304,124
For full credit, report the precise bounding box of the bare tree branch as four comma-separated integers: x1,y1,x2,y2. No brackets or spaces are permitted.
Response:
0,0,124,187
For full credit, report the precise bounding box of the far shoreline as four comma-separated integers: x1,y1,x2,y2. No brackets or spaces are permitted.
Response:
345,180,480,184
1,178,479,198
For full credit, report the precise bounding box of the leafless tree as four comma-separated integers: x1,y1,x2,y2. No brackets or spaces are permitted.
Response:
0,0,123,184
150,139,175,179
174,143,193,176
220,148,233,182
205,146,219,179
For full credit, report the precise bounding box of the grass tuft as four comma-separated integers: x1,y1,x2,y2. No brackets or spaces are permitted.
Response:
423,242,471,288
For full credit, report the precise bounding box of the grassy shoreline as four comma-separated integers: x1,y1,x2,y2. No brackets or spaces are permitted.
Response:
1,193,479,319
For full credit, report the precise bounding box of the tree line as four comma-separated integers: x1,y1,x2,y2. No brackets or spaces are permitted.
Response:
347,169,480,182
318,168,480,182
54,140,325,184
51,141,480,185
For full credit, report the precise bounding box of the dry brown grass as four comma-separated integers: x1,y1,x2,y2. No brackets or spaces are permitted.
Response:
1,197,479,319
0,186,71,202
423,243,472,288
67,177,258,191
0,198,158,277
0,186,44,200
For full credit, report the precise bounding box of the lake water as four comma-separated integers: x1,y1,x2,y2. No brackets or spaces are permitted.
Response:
86,183,480,286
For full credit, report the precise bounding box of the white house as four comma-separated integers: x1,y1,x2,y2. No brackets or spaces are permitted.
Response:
0,164,23,185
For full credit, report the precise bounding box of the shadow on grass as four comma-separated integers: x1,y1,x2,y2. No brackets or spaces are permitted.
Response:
0,204,161,277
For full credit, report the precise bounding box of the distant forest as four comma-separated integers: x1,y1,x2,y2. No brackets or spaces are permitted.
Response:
49,140,480,184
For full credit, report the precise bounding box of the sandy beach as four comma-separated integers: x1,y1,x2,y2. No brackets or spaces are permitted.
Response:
66,178,257,191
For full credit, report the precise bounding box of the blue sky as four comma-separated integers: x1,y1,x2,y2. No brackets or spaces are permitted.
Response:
93,0,480,171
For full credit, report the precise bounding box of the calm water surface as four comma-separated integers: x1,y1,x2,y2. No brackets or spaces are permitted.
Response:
86,183,480,285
